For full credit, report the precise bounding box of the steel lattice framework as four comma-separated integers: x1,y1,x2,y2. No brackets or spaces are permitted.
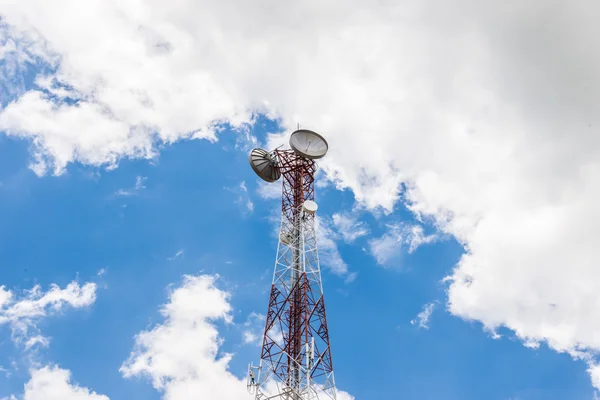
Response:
249,149,336,400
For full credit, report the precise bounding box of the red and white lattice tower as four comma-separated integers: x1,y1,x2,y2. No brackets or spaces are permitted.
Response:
247,130,336,400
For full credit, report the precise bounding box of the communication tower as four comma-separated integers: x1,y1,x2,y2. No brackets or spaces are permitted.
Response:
247,130,337,400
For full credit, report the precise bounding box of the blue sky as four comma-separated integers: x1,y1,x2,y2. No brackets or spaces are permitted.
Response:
2,2,600,399
0,121,595,399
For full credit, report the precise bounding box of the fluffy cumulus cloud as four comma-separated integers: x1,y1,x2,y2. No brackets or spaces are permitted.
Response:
0,281,97,347
589,364,600,395
120,274,248,399
0,282,102,400
21,366,108,400
3,0,600,391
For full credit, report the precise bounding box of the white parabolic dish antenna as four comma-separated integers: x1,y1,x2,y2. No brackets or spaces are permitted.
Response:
289,129,328,159
249,148,281,183
303,200,318,214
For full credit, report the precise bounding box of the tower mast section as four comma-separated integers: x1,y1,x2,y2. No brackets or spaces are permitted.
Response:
248,130,336,400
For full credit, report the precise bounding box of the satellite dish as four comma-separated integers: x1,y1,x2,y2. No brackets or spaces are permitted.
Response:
289,129,328,159
249,148,280,182
303,200,318,214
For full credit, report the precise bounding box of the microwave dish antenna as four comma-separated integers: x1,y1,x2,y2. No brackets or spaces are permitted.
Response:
289,129,329,159
249,148,280,182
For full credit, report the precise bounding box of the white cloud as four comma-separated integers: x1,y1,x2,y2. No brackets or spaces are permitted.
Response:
256,181,281,200
24,335,49,350
225,181,254,215
0,281,97,347
368,223,436,266
114,176,147,196
134,176,147,190
22,366,108,400
368,229,401,267
344,272,358,284
404,225,438,253
411,303,435,330
587,362,600,393
336,389,355,400
120,274,247,399
332,212,369,243
239,181,254,213
241,312,265,346
167,249,184,261
3,0,600,390
0,21,41,106
315,217,348,276
233,123,259,152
